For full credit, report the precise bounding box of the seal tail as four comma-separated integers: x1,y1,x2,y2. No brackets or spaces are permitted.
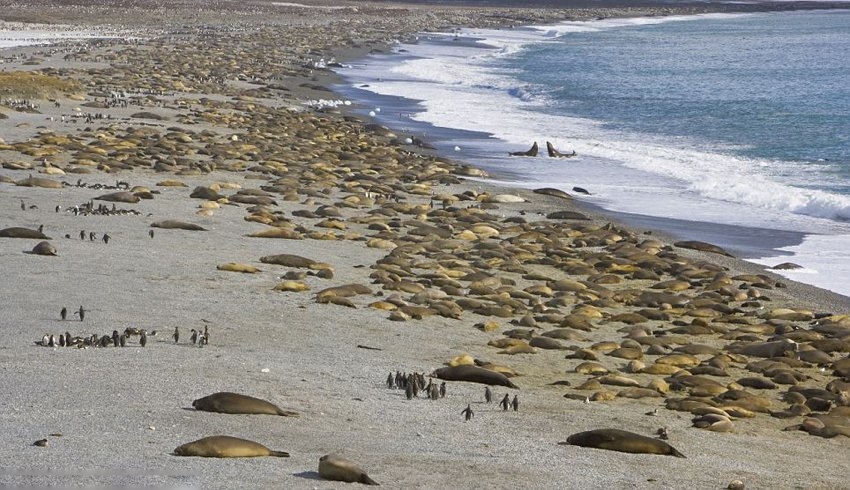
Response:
669,447,686,458
269,450,290,458
360,474,380,485
275,408,300,417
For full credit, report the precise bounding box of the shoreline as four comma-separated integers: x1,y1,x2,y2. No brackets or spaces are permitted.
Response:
330,8,850,300
2,2,850,488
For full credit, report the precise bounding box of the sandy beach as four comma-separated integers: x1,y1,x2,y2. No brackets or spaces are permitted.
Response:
2,1,850,489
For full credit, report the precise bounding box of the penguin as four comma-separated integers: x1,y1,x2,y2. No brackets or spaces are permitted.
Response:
80,230,86,240
139,330,147,347
511,394,519,412
386,373,394,389
64,332,71,346
439,382,446,399
60,307,67,320
190,329,198,345
20,200,25,211
59,333,66,347
76,305,86,322
102,233,110,244
149,229,154,238
462,404,474,422
405,382,413,400
119,334,126,347
89,231,96,241
38,224,44,233
202,325,209,345
172,326,179,344
112,330,119,347
500,394,510,411
485,386,492,404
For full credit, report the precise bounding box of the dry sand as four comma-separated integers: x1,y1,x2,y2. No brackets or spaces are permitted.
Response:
1,1,849,489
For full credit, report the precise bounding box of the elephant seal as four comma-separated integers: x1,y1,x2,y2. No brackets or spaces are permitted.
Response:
674,240,733,257
318,454,379,485
95,191,141,203
509,141,538,157
431,365,519,389
150,220,207,231
192,392,299,417
561,429,685,458
546,141,576,158
28,241,57,256
0,227,51,239
533,187,571,200
172,435,289,458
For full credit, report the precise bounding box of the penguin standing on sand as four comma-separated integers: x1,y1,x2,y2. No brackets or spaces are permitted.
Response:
60,307,67,320
462,404,474,422
500,394,510,411
485,386,492,404
172,326,179,344
190,329,198,345
139,330,147,347
75,305,86,322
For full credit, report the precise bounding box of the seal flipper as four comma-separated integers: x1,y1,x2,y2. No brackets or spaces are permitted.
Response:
360,474,380,485
269,450,290,458
274,407,300,417
669,447,686,458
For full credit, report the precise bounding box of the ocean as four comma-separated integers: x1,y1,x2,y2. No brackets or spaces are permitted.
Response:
334,9,850,298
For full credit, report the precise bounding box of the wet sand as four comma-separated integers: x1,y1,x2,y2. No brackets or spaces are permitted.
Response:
1,1,850,488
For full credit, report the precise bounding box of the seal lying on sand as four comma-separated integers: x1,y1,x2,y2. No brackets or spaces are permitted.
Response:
150,220,207,231
319,454,379,485
431,365,519,389
173,435,289,458
509,142,538,157
560,428,686,457
192,392,299,416
546,141,576,158
28,241,57,256
0,227,51,239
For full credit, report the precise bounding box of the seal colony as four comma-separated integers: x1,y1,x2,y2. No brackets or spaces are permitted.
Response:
1,0,850,488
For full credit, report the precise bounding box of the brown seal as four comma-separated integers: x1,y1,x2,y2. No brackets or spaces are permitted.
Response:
95,191,141,203
546,141,577,158
509,141,538,157
150,220,207,231
318,454,379,485
674,240,733,257
431,365,519,389
0,227,51,239
561,428,686,457
192,392,298,417
172,435,289,458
